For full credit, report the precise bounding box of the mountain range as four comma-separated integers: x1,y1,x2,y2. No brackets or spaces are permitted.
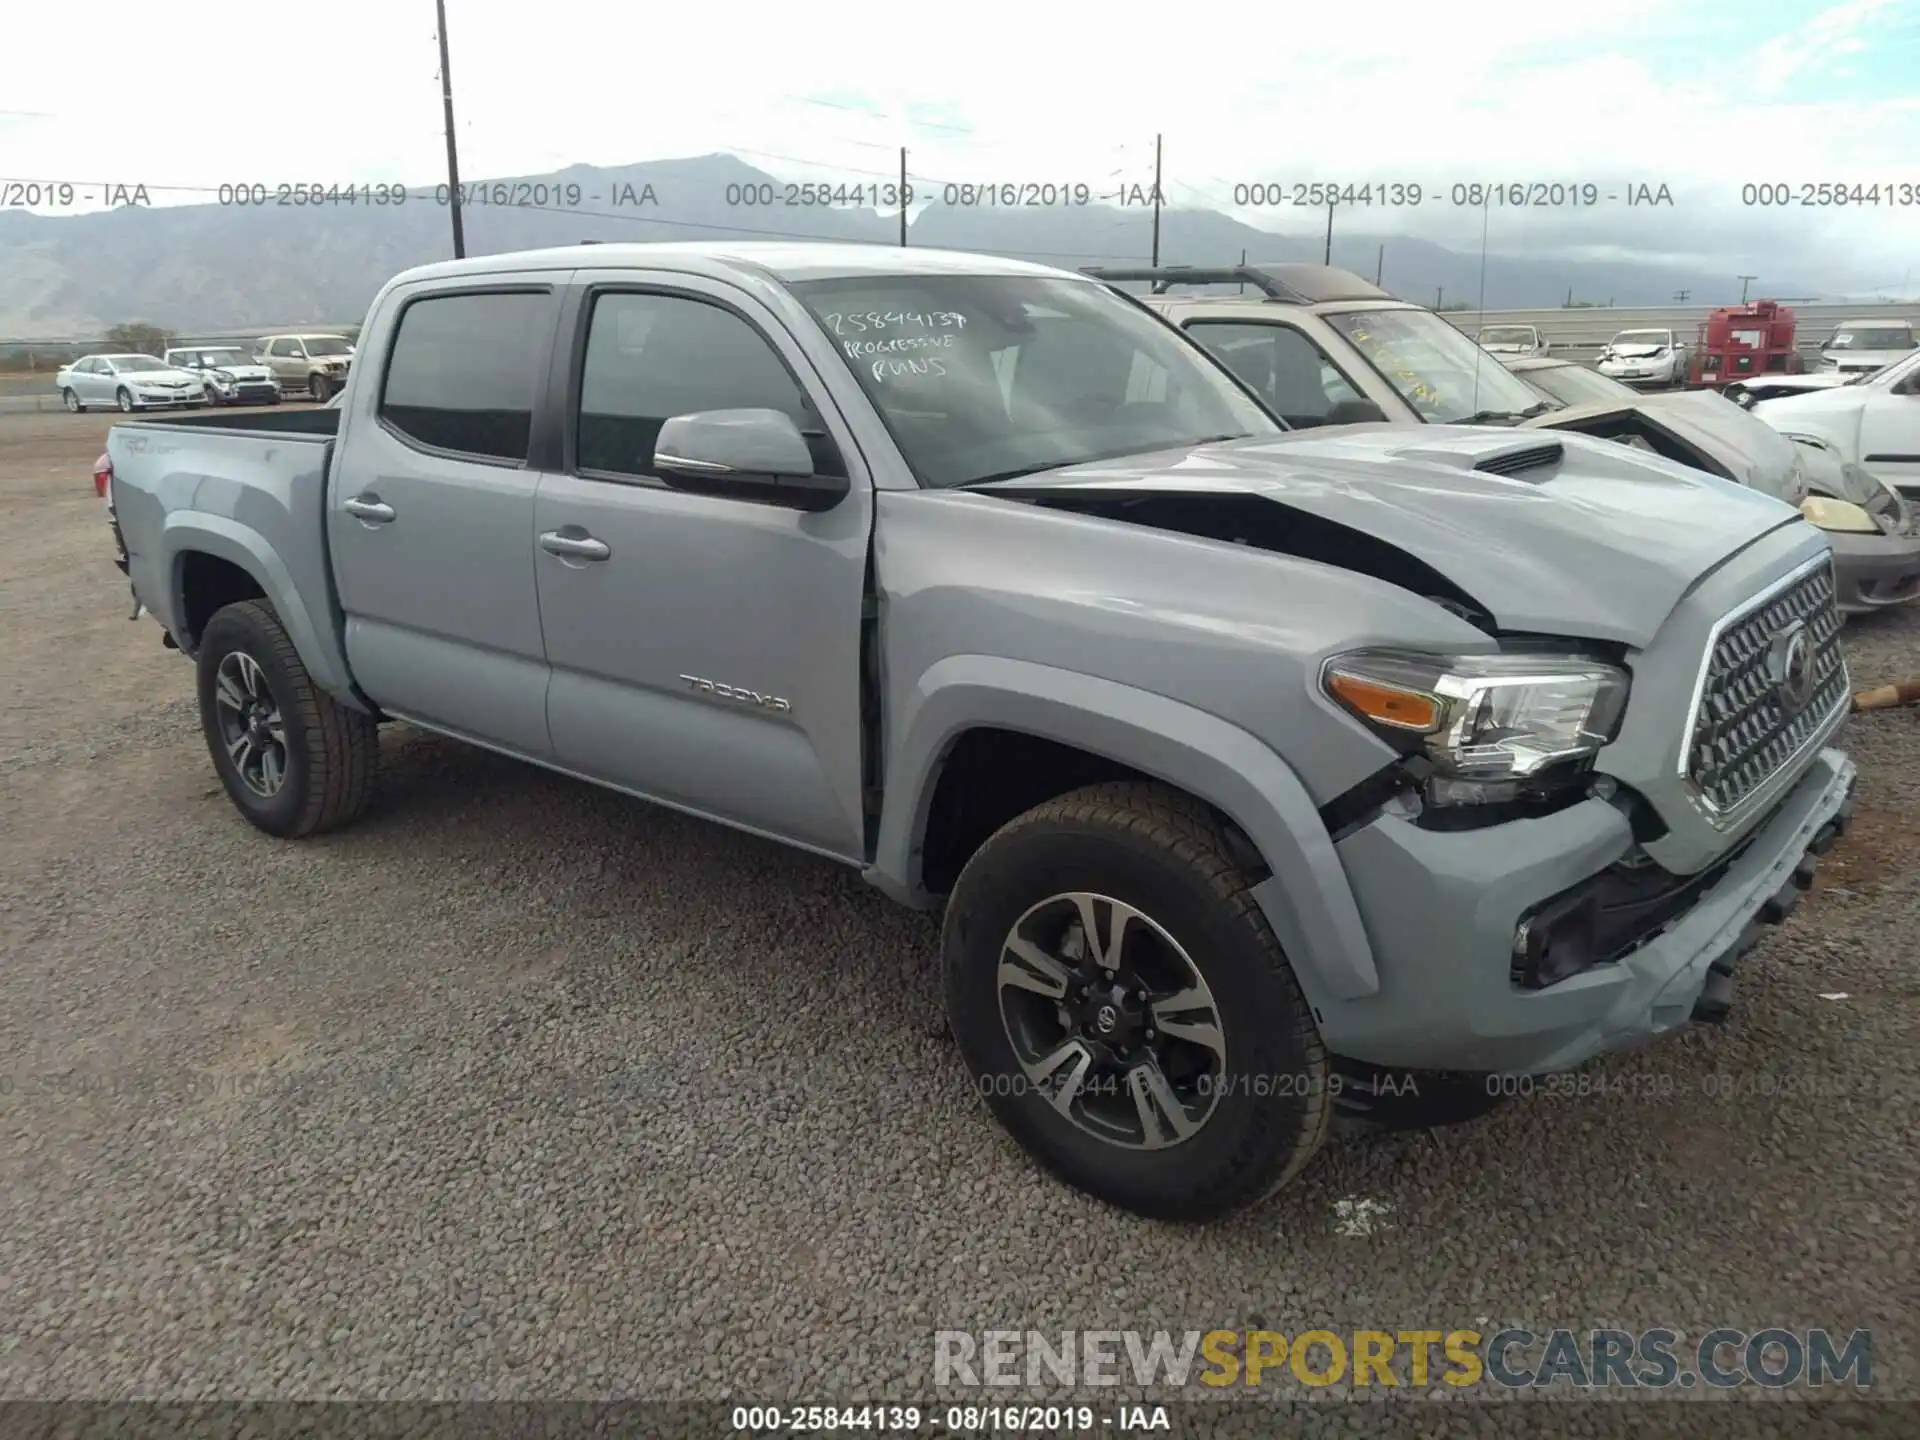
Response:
0,152,1827,339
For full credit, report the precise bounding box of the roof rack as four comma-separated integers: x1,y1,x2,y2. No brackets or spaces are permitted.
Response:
1080,264,1391,304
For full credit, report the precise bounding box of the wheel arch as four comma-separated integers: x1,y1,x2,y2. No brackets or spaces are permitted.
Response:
161,514,367,711
867,655,1380,1006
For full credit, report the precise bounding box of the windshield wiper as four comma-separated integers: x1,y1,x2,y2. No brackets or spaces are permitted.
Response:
1452,400,1553,426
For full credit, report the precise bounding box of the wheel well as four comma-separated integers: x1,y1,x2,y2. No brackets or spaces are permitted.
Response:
177,552,267,648
917,727,1264,895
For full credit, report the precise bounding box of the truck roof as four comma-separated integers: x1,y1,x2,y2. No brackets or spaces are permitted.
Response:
386,241,1073,288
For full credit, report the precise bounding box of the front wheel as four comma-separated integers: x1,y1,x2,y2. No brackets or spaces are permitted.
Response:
308,373,331,404
62,388,82,413
942,781,1331,1222
196,598,377,838
116,388,134,412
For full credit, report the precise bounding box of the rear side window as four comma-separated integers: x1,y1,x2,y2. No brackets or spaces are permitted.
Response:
380,291,549,463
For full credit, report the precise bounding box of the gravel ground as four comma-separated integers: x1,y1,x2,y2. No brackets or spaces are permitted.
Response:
0,410,1916,1434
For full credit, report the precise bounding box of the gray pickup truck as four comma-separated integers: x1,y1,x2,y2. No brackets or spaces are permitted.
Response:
103,242,1857,1222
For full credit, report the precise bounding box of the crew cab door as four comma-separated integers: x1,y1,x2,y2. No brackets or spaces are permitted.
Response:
530,273,872,860
328,277,566,756
1857,362,1920,498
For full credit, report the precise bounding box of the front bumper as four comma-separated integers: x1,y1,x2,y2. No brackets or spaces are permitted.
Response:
1827,530,1920,612
209,382,281,404
1322,748,1856,1075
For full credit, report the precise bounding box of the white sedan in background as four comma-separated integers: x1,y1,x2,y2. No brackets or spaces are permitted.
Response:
1596,328,1689,387
1753,348,1920,503
56,353,207,413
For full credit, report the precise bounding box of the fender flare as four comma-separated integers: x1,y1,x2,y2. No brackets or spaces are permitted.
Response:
869,654,1380,1005
161,511,362,707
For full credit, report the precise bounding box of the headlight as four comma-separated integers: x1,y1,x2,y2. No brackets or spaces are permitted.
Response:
1322,649,1630,804
1800,496,1879,533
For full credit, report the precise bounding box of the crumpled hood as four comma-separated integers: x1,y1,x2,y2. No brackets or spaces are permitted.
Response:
207,364,275,382
1602,344,1670,359
1628,390,1804,489
977,426,1803,646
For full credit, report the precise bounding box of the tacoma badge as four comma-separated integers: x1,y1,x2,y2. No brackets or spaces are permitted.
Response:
679,675,792,713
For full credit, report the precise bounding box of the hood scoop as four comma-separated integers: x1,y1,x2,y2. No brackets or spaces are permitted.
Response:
1474,441,1566,478
1389,435,1567,481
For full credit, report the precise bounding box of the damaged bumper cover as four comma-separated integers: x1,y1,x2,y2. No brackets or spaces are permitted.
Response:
1319,747,1856,1077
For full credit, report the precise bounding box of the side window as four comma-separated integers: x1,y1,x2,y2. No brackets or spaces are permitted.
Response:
575,291,839,481
379,290,549,462
272,339,297,357
1184,321,1361,427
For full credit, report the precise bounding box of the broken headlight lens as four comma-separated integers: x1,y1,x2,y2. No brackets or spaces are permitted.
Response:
1323,650,1630,802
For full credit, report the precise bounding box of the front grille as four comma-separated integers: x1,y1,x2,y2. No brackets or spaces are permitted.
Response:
1685,560,1847,815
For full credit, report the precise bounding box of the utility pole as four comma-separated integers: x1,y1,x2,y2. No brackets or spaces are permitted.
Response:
1238,247,1247,294
433,0,465,259
1738,274,1757,303
1322,202,1334,265
1149,134,1163,267
1436,285,1444,308
1374,243,1383,286
899,148,908,246
1673,289,1689,302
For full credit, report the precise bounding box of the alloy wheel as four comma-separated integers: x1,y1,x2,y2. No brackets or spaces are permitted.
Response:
213,650,289,797
996,891,1227,1149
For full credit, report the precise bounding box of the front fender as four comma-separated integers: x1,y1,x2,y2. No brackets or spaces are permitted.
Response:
868,654,1381,1007
160,511,362,708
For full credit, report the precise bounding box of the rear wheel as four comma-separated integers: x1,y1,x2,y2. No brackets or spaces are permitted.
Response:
942,781,1331,1222
196,598,377,838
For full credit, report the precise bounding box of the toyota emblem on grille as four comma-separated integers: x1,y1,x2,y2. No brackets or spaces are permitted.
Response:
1767,621,1817,712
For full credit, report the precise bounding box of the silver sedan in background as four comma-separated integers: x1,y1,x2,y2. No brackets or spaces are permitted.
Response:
56,354,207,413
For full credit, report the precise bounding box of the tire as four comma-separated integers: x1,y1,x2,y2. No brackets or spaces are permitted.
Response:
942,780,1331,1222
196,598,377,838
308,372,331,404
62,388,82,413
116,388,134,413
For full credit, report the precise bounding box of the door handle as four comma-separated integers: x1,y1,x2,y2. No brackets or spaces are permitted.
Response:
343,496,395,524
539,530,611,562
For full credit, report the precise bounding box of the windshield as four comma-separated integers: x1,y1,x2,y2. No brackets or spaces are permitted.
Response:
111,356,168,372
1610,332,1670,348
1826,327,1913,351
1322,309,1548,424
302,337,352,356
191,349,250,366
1516,362,1640,409
1478,327,1536,346
788,275,1277,487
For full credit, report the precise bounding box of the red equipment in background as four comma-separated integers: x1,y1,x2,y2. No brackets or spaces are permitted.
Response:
1690,300,1803,388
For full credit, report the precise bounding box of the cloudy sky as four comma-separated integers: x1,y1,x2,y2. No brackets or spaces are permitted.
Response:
4,0,1918,293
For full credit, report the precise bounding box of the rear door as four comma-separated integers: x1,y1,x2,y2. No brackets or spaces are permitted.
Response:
530,272,873,860
328,275,567,756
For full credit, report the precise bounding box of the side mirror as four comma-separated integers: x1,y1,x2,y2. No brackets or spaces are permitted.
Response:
1325,398,1389,425
653,408,849,513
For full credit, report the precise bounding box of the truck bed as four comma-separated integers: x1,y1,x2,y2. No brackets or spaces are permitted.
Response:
122,406,341,438
107,403,359,704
